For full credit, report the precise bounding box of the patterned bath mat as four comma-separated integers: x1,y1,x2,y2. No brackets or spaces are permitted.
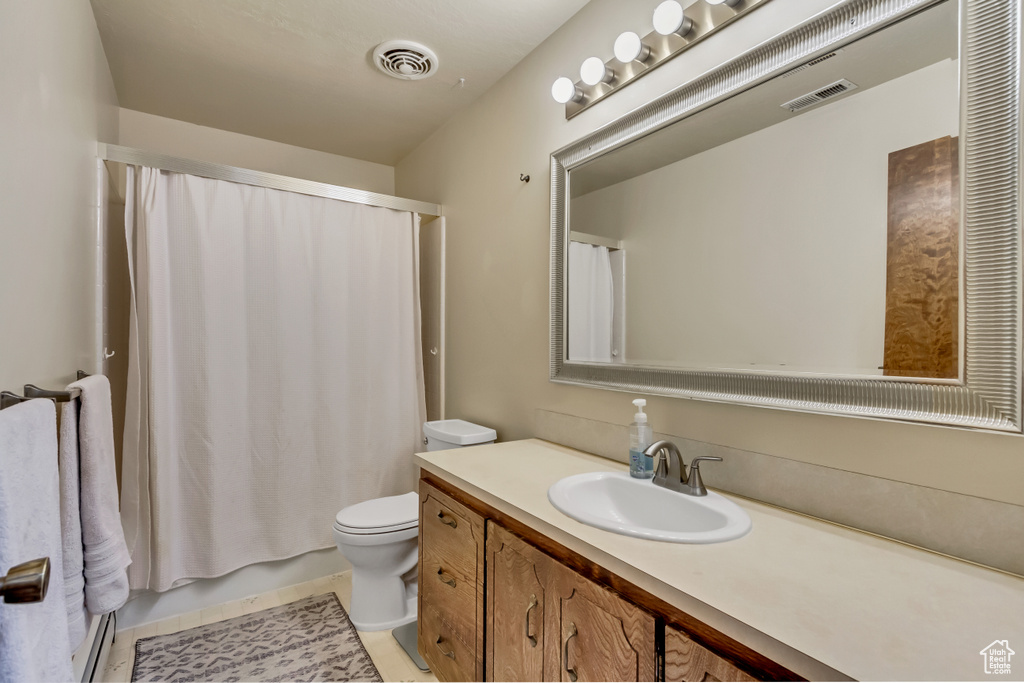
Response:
131,593,382,682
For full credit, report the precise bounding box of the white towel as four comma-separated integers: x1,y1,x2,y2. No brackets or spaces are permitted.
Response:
67,375,131,614
58,398,89,650
0,400,74,683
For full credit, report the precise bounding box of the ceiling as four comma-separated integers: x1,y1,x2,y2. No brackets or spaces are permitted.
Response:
90,0,590,166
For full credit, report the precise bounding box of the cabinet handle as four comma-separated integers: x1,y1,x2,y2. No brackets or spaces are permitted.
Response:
564,622,578,682
435,635,456,660
525,594,538,647
437,510,458,528
437,567,457,588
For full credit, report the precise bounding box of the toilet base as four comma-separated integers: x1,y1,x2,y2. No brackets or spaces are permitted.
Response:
348,567,417,631
350,589,417,632
336,526,419,632
392,621,430,672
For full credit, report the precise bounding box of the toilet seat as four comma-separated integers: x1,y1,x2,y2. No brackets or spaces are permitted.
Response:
334,491,418,535
334,519,417,535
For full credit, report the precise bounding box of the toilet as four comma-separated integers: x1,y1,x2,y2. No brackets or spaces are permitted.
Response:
333,419,496,632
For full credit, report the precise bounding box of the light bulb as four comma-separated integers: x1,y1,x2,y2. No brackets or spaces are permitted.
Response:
551,77,582,104
614,31,651,63
580,57,614,86
653,0,694,37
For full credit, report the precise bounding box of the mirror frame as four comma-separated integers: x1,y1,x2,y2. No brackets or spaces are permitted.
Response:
550,0,1022,432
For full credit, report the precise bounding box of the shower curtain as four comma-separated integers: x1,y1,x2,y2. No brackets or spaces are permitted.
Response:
568,241,614,362
121,166,426,592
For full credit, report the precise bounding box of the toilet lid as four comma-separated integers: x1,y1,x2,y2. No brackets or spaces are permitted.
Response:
334,491,418,533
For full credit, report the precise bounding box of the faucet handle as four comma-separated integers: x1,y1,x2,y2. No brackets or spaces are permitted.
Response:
686,456,722,497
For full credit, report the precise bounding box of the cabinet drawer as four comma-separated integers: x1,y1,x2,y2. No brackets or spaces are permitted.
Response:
421,604,476,682
422,492,478,554
422,493,478,578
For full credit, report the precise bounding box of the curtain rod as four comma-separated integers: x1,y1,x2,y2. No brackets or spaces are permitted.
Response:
569,231,622,250
97,143,442,218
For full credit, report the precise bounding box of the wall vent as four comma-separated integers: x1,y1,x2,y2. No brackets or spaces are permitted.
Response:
781,78,859,113
373,40,439,80
781,50,843,78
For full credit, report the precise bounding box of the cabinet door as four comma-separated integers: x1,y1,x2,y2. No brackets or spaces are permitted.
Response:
419,479,486,681
486,522,547,681
555,572,656,682
665,626,758,682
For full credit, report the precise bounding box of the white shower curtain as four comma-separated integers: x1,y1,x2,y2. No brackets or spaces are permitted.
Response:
567,242,614,362
121,166,426,592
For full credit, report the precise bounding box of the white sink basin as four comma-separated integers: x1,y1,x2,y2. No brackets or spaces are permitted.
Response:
548,472,751,544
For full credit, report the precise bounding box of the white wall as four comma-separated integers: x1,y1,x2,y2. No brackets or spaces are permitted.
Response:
572,59,959,373
0,1,119,391
395,0,1024,507
119,109,395,195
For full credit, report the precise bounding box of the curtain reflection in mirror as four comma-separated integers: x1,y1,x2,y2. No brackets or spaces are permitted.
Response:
568,241,616,362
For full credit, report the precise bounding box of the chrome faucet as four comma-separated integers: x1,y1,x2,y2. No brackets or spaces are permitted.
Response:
643,440,722,497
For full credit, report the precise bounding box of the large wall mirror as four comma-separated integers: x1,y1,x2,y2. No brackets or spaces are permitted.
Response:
550,0,1022,431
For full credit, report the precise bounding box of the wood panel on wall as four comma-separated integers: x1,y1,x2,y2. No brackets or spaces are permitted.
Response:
883,135,959,378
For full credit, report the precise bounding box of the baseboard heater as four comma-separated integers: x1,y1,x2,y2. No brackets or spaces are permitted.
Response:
72,612,116,682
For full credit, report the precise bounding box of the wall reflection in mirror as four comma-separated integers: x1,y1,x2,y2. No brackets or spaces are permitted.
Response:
566,0,959,379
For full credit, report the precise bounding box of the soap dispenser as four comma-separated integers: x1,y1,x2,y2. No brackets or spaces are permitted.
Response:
629,399,654,478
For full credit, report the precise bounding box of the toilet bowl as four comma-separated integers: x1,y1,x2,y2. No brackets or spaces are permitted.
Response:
333,419,496,632
333,492,420,631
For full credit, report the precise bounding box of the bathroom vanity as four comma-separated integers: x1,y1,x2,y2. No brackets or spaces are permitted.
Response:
415,440,1024,681
418,475,767,681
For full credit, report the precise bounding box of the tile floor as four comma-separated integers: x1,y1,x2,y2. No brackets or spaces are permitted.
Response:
101,571,438,683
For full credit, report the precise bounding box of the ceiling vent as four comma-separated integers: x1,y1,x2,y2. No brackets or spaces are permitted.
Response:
781,78,859,113
780,49,844,78
373,40,439,80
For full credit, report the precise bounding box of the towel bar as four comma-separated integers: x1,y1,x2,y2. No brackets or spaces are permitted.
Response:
0,371,91,410
23,384,82,403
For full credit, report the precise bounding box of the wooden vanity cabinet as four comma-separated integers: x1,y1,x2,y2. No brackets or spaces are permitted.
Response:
419,475,798,683
664,626,757,682
486,522,548,681
486,522,656,682
418,481,486,681
553,561,657,682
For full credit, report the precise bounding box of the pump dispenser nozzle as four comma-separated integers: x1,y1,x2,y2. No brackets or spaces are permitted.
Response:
632,398,647,423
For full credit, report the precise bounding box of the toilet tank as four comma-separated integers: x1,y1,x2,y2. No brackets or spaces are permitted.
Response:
423,419,497,451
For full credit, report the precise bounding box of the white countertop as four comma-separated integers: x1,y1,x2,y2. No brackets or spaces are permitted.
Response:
415,439,1024,682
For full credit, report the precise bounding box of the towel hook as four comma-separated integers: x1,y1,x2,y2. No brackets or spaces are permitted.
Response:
520,174,530,183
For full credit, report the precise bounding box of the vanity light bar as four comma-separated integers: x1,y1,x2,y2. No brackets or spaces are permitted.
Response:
558,0,772,119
